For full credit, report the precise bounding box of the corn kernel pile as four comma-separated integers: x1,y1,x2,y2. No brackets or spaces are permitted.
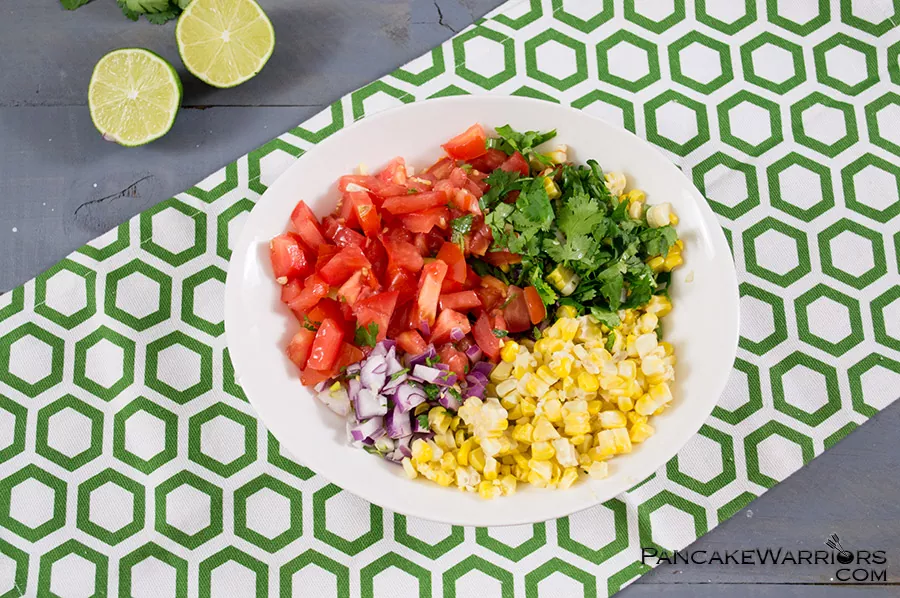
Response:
402,295,677,498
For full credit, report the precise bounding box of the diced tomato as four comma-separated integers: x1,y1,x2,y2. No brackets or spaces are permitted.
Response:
384,238,424,273
436,242,466,284
430,308,471,345
318,245,371,286
468,148,508,173
416,260,448,330
287,274,329,313
382,191,449,215
401,206,450,233
464,266,482,289
335,193,359,228
437,344,468,378
503,285,531,333
448,167,470,189
442,124,488,160
498,151,530,177
491,311,508,332
378,157,407,185
338,175,407,198
335,342,365,370
387,301,415,339
483,250,522,267
473,312,501,361
355,291,399,342
281,279,303,304
523,286,547,325
316,244,341,271
425,156,455,179
307,318,345,371
453,189,480,213
290,201,328,250
440,277,464,294
439,290,481,312
337,271,366,306
347,191,381,237
465,222,493,256
396,330,427,355
270,233,312,282
323,216,366,248
385,268,419,306
481,275,508,297
286,328,316,370
423,230,446,255
300,367,333,386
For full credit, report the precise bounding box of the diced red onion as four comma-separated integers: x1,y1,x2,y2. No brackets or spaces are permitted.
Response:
472,361,494,377
354,388,387,419
314,380,330,393
433,362,450,371
360,356,387,393
465,345,483,362
418,320,431,337
435,372,457,387
347,378,361,402
450,327,466,342
385,352,405,377
349,417,383,442
439,392,461,411
394,384,427,413
397,436,413,458
374,436,395,453
345,362,362,375
412,415,429,434
385,404,412,439
316,387,351,416
412,364,443,383
382,373,408,394
405,346,437,368
466,371,489,385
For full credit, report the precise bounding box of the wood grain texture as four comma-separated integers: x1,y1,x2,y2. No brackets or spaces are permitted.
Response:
1,1,898,596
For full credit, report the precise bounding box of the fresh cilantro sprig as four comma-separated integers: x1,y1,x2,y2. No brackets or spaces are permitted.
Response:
488,125,557,165
450,214,473,246
354,323,379,348
61,0,189,24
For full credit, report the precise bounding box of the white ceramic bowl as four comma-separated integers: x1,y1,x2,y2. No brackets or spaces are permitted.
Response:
225,96,739,527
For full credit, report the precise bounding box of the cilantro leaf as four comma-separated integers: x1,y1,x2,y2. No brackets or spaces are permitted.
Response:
640,225,679,257
492,329,509,338
60,0,92,9
480,169,520,210
416,413,429,430
450,214,473,245
354,322,379,347
424,384,440,400
528,265,558,306
514,178,554,230
589,307,620,329
605,331,616,352
425,355,440,367
115,0,182,22
493,125,557,157
302,315,318,332
557,193,606,239
389,368,409,382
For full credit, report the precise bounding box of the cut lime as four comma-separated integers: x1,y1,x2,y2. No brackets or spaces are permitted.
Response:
88,48,182,147
176,0,275,88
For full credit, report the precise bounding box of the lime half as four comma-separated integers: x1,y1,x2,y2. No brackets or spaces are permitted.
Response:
176,0,275,88
88,48,182,147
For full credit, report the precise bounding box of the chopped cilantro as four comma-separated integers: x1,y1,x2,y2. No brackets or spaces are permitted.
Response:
425,355,440,367
450,214,473,245
589,306,620,329
389,368,409,381
424,384,440,400
605,331,616,352
533,326,542,340
407,188,419,194
416,413,429,429
492,125,557,159
492,329,509,338
302,315,318,332
354,322,378,347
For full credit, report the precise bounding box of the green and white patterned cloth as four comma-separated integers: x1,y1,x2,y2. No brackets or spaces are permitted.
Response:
1,0,899,596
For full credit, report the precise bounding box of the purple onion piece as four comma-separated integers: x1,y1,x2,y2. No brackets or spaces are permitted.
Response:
382,373,408,394
385,352,405,377
394,384,427,413
434,372,457,387
313,381,330,393
405,346,437,368
412,414,429,434
465,345,483,362
472,361,494,377
354,388,387,419
347,378,361,402
466,371,489,386
345,363,362,376
411,364,443,383
349,417,383,441
386,404,413,439
450,327,466,342
439,393,461,411
465,383,486,399
433,362,450,371
360,356,387,393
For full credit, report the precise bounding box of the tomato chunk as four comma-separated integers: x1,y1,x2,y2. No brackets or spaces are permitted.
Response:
382,191,448,214
347,191,381,237
378,157,407,185
290,201,328,250
473,312,501,362
307,318,345,371
317,245,371,286
498,151,530,177
270,233,312,282
401,206,450,233
483,250,522,267
442,124,488,161
523,286,547,325
281,279,303,304
286,328,316,370
338,175,407,198
323,216,365,248
383,238,424,273
437,344,468,378
416,260,448,330
439,290,481,312
355,291,399,342
430,308,471,345
396,330,427,355
287,274,329,313
503,285,532,333
436,242,466,284
468,148,508,173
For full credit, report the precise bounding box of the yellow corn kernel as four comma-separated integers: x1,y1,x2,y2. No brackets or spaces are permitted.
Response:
490,361,513,382
669,212,679,225
512,451,529,468
457,438,476,466
628,200,643,219
495,378,518,398
499,392,519,410
520,398,537,417
478,480,499,499
557,318,579,342
530,441,555,460
507,404,523,420
664,253,683,271
627,412,648,426
556,305,579,320
617,395,634,412
401,458,418,479
501,340,520,363
587,461,609,480
660,341,675,355
587,400,603,415
542,398,563,423
469,447,486,472
558,467,579,489
528,459,553,482
551,357,574,379
594,430,617,456
411,439,432,463
514,465,530,482
543,176,561,200
648,256,665,272
624,189,646,203
612,428,632,453
414,402,430,416
532,417,561,441
577,372,600,393
483,456,499,481
599,410,627,429
441,451,457,471
512,423,534,444
630,422,655,443
646,295,672,318
433,470,453,486
499,474,517,495
579,453,593,468
564,413,591,436
638,313,658,334
455,429,466,447
536,365,559,385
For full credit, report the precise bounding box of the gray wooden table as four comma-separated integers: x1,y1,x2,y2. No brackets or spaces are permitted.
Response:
1,1,897,596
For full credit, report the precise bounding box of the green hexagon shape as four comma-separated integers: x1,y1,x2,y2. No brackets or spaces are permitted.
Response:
350,80,413,121
889,40,900,86
452,27,516,91
795,284,864,356
717,91,783,156
638,490,709,554
813,33,878,96
745,420,814,488
279,550,349,598
34,259,97,330
360,553,431,598
475,523,546,562
0,287,24,323
818,219,887,289
78,222,130,262
767,152,835,222
184,162,238,204
0,537,28,598
37,539,108,598
557,498,628,564
872,286,900,352
0,464,68,542
493,0,543,29
667,424,737,496
669,32,733,94
393,513,463,559
841,0,900,35
742,217,811,287
234,474,302,553
76,468,145,546
766,0,830,35
73,326,136,401
524,29,588,91
155,471,223,550
842,154,900,224
0,394,27,463
248,139,304,195
596,31,660,93
552,0,613,32
571,89,636,133
288,100,345,145
790,92,858,158
216,199,254,261
865,92,900,157
139,200,208,267
36,394,104,472
145,331,213,404
624,0,685,32
696,0,757,34
644,90,710,156
267,432,314,480
313,484,382,556
693,152,759,220
181,266,227,337
189,402,257,477
118,543,187,598
199,546,267,598
113,397,178,474
849,354,900,418
0,323,65,398
393,47,446,86
740,32,805,94
104,259,173,332
717,492,758,523
712,357,764,425
443,555,513,598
